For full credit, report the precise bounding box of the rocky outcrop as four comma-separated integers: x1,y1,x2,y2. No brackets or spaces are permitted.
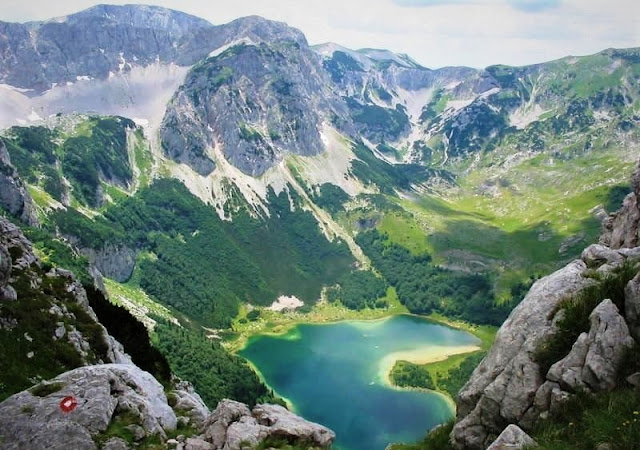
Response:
0,141,38,227
452,158,640,449
79,244,137,283
452,242,640,449
171,380,210,429
601,161,640,249
451,259,593,448
0,216,131,397
200,399,334,450
0,364,176,449
546,299,634,392
485,424,536,450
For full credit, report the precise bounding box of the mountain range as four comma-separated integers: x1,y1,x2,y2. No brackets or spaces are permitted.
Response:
0,4,639,450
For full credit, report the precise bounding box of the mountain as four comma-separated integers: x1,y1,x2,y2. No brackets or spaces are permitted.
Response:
0,5,639,448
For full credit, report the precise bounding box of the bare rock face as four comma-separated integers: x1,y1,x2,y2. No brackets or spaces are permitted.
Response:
79,244,137,283
160,20,351,177
485,424,537,450
451,259,593,449
625,273,640,341
172,381,210,429
0,141,38,227
0,364,176,450
601,162,640,249
547,299,635,392
202,399,335,450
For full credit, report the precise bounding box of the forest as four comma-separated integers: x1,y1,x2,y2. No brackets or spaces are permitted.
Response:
49,179,354,327
356,229,515,325
153,321,279,408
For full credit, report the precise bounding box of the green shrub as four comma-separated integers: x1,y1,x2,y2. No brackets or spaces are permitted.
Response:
388,420,455,450
535,262,638,374
29,382,64,397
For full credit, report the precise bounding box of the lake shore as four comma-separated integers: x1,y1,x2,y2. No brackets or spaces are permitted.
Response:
225,288,497,354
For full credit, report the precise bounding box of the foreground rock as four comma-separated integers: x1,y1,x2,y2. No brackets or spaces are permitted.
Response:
201,399,335,450
485,424,537,450
451,161,640,449
0,364,177,450
451,259,593,449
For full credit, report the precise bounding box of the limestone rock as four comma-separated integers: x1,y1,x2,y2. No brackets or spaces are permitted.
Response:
202,399,335,450
79,245,137,283
0,364,176,449
546,299,634,392
102,437,130,450
253,403,335,447
581,244,624,269
451,260,593,449
203,399,252,447
581,299,635,391
600,162,640,249
172,381,210,429
626,372,640,387
625,273,640,341
0,141,38,227
185,437,214,450
486,424,537,450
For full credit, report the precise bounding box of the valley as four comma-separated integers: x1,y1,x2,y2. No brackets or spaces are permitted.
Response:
0,4,638,450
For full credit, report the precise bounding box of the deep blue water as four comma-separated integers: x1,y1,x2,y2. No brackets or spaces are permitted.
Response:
239,314,479,450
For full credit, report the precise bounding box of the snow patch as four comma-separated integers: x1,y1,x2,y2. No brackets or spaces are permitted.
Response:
0,84,34,94
267,295,304,312
208,37,256,58
509,103,550,129
76,75,91,81
27,110,43,121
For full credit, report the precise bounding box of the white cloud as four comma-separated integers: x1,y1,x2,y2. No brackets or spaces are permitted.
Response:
1,0,638,68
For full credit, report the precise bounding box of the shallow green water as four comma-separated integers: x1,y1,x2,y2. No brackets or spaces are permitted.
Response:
238,314,479,450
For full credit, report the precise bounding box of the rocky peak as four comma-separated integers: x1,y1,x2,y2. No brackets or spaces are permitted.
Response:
0,4,215,92
160,35,350,176
60,4,212,35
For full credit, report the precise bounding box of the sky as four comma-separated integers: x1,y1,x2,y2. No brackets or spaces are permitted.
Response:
2,0,639,69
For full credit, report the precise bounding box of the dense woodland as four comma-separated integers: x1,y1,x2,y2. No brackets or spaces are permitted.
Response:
326,270,388,310
49,179,354,327
153,321,279,407
356,230,515,325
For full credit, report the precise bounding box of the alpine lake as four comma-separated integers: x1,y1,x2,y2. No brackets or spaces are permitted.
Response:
238,314,481,450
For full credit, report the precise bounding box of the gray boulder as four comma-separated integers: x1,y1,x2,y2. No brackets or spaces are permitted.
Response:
486,424,537,450
172,381,210,429
202,399,335,450
102,437,130,450
0,364,176,449
253,403,335,447
625,273,640,341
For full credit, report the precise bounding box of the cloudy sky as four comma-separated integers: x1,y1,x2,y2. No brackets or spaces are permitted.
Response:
2,0,639,68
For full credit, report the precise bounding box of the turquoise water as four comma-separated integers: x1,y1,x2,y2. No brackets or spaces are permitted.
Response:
238,314,479,450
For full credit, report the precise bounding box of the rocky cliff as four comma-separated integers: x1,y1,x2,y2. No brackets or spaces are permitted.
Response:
451,161,640,449
0,216,131,400
160,20,351,177
0,216,335,449
0,141,38,226
0,5,213,92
